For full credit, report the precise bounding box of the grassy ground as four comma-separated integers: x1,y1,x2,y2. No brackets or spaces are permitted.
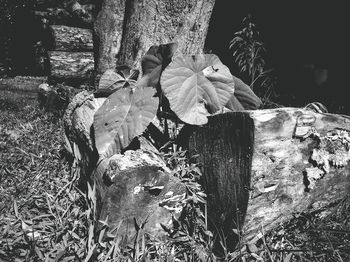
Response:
1,87,350,261
0,90,89,261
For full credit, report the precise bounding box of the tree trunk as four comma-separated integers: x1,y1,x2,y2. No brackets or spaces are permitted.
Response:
48,51,94,86
94,0,125,75
50,25,93,51
188,108,350,247
94,0,216,77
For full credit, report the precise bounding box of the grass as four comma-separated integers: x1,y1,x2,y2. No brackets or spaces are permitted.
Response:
1,89,350,261
0,92,87,261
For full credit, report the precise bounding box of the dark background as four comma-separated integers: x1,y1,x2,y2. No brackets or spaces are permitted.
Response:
1,0,349,113
206,1,349,113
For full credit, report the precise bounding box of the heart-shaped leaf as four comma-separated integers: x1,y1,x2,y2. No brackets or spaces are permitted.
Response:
160,54,235,125
139,43,177,88
94,86,158,158
95,66,139,97
226,75,262,110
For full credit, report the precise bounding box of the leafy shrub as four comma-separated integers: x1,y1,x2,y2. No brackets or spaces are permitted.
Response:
229,14,266,88
93,43,262,158
229,14,278,107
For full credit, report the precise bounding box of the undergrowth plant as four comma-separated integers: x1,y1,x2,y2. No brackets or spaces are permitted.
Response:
229,14,278,107
77,42,262,261
93,42,262,160
229,14,266,88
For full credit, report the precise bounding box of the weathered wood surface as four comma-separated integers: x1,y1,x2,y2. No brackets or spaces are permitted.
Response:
50,25,93,51
48,51,94,86
189,108,350,246
94,0,125,75
189,113,254,252
244,108,350,242
94,0,216,74
64,93,350,248
63,92,186,239
63,91,104,179
93,147,186,239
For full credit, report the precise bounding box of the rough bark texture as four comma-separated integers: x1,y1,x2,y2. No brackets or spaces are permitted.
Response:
189,113,254,252
244,108,350,243
50,25,93,51
63,91,104,179
119,0,216,69
188,108,350,246
94,0,216,76
94,0,125,76
48,51,94,86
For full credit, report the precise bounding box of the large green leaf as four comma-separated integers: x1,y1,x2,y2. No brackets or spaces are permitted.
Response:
225,75,262,110
233,76,262,109
139,43,177,88
93,86,158,158
94,66,139,97
160,54,235,125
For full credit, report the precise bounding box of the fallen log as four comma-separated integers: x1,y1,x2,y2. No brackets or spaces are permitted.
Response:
48,51,94,86
49,25,93,51
188,109,350,248
64,92,350,249
63,92,186,239
244,109,350,242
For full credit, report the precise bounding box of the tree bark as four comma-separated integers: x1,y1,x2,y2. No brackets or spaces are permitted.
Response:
188,113,254,253
188,108,350,247
48,51,94,86
244,108,350,243
94,0,216,76
50,25,93,51
63,91,104,180
94,0,125,75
